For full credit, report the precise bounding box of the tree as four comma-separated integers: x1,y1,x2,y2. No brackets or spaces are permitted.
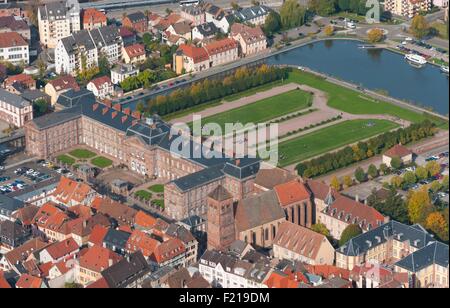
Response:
390,156,403,170
311,223,330,237
379,163,389,175
425,161,441,176
231,1,241,11
367,28,384,43
98,53,110,76
368,164,378,179
37,58,46,78
330,176,341,191
367,188,409,223
343,175,353,188
390,175,403,188
410,14,430,39
339,224,362,246
65,282,82,288
264,11,282,35
430,180,442,193
403,171,417,185
443,175,449,191
415,166,429,181
308,0,337,16
33,99,49,117
338,0,350,11
425,211,449,242
407,188,434,224
142,33,153,47
324,25,334,36
280,0,307,29
354,167,367,183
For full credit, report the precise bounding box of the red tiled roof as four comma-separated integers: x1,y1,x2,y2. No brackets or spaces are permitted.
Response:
124,43,146,58
79,245,122,273
88,75,112,90
38,262,53,278
306,179,338,201
53,177,94,206
265,271,308,288
16,274,43,289
204,38,238,56
0,32,27,48
5,238,49,266
323,195,386,231
43,237,79,260
134,211,157,230
87,277,110,288
82,8,107,25
0,271,11,288
153,238,185,264
126,230,158,258
177,44,209,63
384,144,413,158
274,180,311,206
88,225,109,246
48,75,80,92
306,264,350,280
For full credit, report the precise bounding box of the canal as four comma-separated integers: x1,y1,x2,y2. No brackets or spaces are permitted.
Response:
267,39,449,115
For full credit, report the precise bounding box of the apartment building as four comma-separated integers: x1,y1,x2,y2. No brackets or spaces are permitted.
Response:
234,5,271,26
336,220,449,288
122,43,146,65
384,0,431,18
180,4,205,26
230,23,267,57
110,63,139,85
0,88,33,128
38,0,81,48
86,75,114,99
55,25,123,75
0,32,29,65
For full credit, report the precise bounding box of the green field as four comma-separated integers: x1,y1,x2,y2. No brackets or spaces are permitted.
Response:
91,156,113,168
277,119,399,167
135,190,152,201
69,149,97,159
287,70,448,128
57,154,75,165
148,184,164,193
197,89,312,130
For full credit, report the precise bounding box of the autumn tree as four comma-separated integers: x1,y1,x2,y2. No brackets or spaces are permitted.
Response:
407,187,434,224
390,175,403,188
425,161,441,176
430,180,442,193
339,224,362,246
368,164,378,179
410,15,430,39
403,171,417,185
343,175,353,188
367,28,385,43
415,166,429,181
311,223,331,237
379,163,389,175
426,211,449,242
330,176,341,191
354,167,367,183
324,25,334,36
280,0,307,29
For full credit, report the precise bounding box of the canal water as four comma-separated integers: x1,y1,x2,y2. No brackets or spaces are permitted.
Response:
267,39,449,115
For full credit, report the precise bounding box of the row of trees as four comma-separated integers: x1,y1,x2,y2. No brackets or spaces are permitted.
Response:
307,0,370,17
263,0,307,35
142,65,288,116
296,120,437,178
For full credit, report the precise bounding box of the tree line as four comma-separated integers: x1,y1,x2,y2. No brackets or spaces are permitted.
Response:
296,120,437,178
142,65,288,116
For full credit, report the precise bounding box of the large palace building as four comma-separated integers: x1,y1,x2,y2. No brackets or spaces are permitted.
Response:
24,100,261,221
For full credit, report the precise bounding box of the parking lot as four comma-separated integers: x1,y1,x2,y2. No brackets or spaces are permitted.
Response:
0,159,72,196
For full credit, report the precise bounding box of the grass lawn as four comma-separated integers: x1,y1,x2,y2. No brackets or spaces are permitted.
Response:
431,22,448,40
287,70,448,128
69,149,97,159
91,156,113,168
224,79,284,102
197,89,312,130
148,184,164,193
135,190,152,201
57,154,76,165
277,119,399,167
163,100,223,121
152,199,164,209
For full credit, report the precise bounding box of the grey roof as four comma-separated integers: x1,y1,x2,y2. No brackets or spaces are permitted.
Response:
61,25,120,54
395,241,449,272
338,220,435,257
165,223,195,244
101,251,150,288
234,5,271,22
0,220,29,244
21,90,50,103
208,185,232,201
8,177,60,201
57,88,96,109
0,195,25,216
172,164,225,192
223,158,261,180
0,89,30,108
39,2,68,20
31,106,82,130
103,228,131,250
194,22,219,37
126,12,146,23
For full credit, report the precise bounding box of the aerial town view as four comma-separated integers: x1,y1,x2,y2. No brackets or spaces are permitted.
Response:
0,0,448,295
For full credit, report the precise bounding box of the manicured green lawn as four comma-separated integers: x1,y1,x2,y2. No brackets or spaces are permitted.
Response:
287,70,448,128
224,79,285,102
69,149,97,159
91,156,113,168
135,190,152,201
148,184,164,193
198,89,312,130
57,154,76,165
277,119,399,167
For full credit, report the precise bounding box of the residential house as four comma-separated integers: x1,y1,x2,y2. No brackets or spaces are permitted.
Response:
166,21,192,41
16,274,46,288
45,75,80,105
122,43,146,65
273,221,335,265
382,144,414,168
119,26,137,46
230,23,267,57
39,237,79,264
0,220,30,253
126,229,159,259
0,195,26,221
203,2,233,33
50,177,97,208
102,228,131,255
87,75,115,99
111,63,139,85
152,238,186,269
384,0,431,18
4,73,36,94
38,0,81,48
122,12,148,34
0,16,30,40
0,238,48,272
192,22,219,42
81,8,107,31
166,223,198,266
180,4,205,26
234,5,271,26
204,38,239,67
0,88,32,127
0,32,29,65
173,44,209,74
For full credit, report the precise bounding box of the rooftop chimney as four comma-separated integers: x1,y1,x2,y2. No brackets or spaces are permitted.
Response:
113,103,122,112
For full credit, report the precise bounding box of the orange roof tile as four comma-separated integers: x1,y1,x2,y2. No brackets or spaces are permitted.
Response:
153,238,185,264
87,277,110,288
43,237,79,260
79,245,122,273
384,144,413,158
124,43,146,58
177,44,209,63
204,38,238,56
82,8,107,25
88,225,109,246
0,271,11,288
126,230,158,258
47,75,80,92
306,264,350,280
16,274,43,289
274,179,311,206
134,211,157,230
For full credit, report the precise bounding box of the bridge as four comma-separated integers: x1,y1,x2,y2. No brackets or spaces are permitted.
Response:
80,0,178,11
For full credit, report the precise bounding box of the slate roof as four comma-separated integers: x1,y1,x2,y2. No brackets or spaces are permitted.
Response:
30,106,81,130
0,194,25,216
194,22,218,37
126,12,147,23
103,228,131,250
57,88,96,108
61,25,121,55
338,221,435,257
235,190,285,232
172,164,225,192
222,158,261,180
0,88,30,108
395,241,449,272
208,185,232,201
101,251,150,288
21,90,50,103
234,5,271,22
38,2,68,20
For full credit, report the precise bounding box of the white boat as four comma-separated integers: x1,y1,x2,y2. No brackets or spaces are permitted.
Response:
441,66,449,74
405,54,427,66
